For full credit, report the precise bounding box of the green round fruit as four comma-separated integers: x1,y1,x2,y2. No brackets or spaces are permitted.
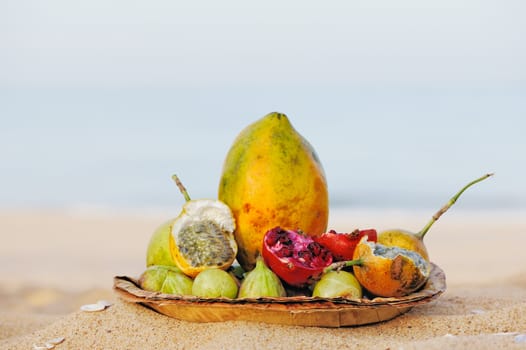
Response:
312,270,362,299
139,265,193,295
191,268,238,298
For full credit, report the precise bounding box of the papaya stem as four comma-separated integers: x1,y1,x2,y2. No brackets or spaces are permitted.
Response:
417,173,494,238
324,259,363,274
172,174,191,202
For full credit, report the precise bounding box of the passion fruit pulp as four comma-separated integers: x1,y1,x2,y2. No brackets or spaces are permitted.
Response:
170,175,238,278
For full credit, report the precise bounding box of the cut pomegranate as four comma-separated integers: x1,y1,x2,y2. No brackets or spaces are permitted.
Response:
313,229,377,261
261,227,333,287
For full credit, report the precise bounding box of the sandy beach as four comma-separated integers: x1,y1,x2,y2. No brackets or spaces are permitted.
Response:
1,207,525,349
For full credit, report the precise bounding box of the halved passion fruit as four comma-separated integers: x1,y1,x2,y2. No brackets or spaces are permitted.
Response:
171,198,237,278
352,236,430,298
149,175,238,278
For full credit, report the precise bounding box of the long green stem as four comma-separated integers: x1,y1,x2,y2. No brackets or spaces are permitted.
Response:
417,173,494,238
324,259,363,274
172,174,191,202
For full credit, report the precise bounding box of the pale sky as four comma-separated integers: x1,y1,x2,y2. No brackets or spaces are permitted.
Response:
1,1,525,209
2,0,525,87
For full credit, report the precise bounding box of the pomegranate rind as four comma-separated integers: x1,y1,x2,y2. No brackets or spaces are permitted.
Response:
313,229,378,261
262,227,333,287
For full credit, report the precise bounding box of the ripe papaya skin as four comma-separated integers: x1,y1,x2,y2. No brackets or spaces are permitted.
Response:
218,112,329,271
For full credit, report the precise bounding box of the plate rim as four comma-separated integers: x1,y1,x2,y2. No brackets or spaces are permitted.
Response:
114,262,446,309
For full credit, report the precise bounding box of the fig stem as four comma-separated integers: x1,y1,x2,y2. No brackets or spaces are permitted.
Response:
172,174,191,202
417,173,494,238
324,259,363,274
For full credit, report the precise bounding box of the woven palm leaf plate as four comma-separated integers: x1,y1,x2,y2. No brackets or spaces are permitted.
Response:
114,262,445,327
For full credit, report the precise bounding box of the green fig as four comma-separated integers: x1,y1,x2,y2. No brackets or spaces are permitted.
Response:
139,265,193,295
191,268,239,298
312,270,362,299
238,256,286,298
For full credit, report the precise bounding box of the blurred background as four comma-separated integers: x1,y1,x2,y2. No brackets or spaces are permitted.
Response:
1,0,525,212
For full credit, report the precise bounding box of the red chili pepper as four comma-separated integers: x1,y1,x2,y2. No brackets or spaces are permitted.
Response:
313,229,377,261
261,227,333,287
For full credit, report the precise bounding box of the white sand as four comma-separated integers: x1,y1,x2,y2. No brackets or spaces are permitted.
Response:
1,208,525,349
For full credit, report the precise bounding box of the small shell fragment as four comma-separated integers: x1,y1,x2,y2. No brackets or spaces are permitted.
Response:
32,345,49,350
32,336,65,350
493,332,518,336
470,309,485,315
80,299,113,312
47,337,65,345
80,303,106,312
32,344,54,350
97,300,113,307
515,334,526,343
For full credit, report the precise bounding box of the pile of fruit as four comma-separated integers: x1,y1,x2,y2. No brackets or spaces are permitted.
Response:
138,112,492,300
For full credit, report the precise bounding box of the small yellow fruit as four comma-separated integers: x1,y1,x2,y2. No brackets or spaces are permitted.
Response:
378,173,493,261
377,229,429,261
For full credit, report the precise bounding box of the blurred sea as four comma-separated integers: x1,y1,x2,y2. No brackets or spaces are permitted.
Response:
1,84,524,212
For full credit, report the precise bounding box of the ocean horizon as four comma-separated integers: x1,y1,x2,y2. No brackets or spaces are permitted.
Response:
1,85,524,211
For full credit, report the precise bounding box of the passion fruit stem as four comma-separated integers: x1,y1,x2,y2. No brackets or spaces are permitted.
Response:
171,174,191,202
417,173,494,238
324,259,363,274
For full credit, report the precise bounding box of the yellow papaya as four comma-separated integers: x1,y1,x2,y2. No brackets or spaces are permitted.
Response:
218,112,329,270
